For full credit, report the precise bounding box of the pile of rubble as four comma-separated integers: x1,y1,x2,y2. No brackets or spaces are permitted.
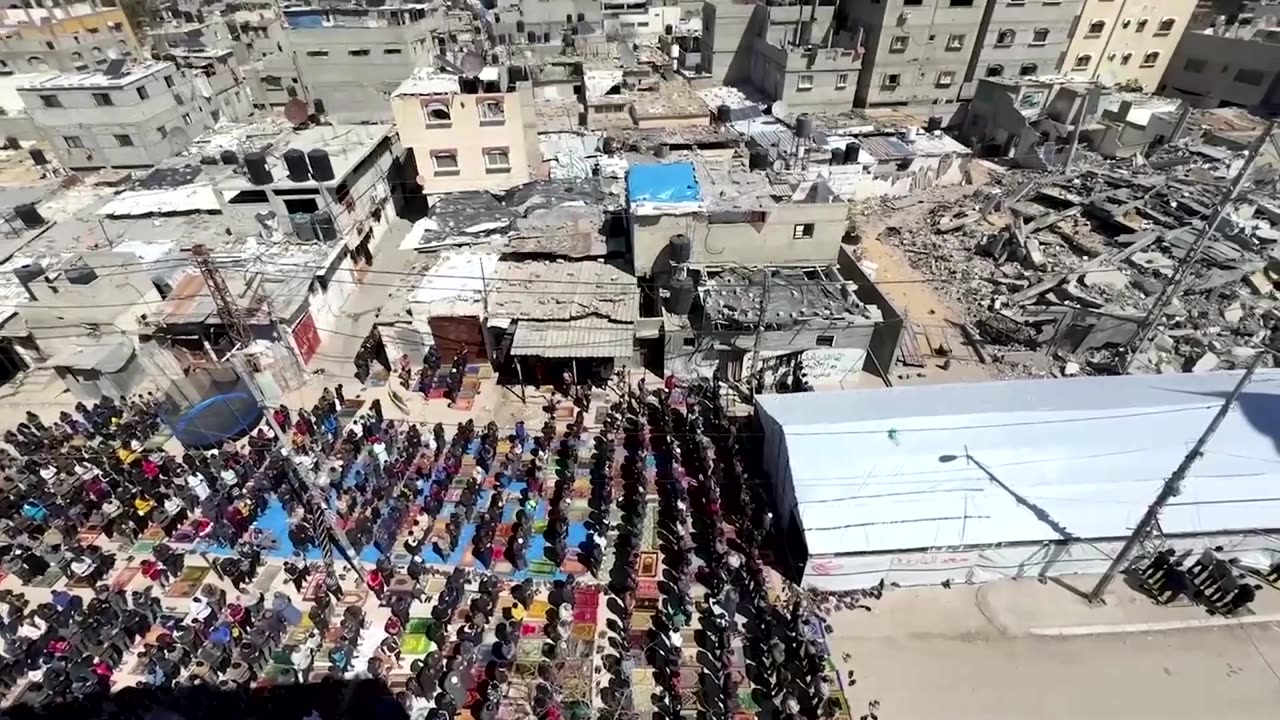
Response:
873,147,1280,375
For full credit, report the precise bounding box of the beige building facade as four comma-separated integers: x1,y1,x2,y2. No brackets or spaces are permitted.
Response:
1065,0,1198,91
391,68,538,196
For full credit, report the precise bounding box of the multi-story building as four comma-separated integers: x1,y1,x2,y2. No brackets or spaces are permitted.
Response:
490,0,606,61
1064,0,1198,91
961,0,1086,98
0,2,141,74
244,1,451,121
1160,15,1280,111
701,0,863,113
391,67,538,195
19,60,247,169
841,0,992,108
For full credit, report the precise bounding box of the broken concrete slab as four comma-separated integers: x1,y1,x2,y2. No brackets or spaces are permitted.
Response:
1246,270,1275,295
1082,269,1129,291
1223,302,1244,324
1192,351,1220,373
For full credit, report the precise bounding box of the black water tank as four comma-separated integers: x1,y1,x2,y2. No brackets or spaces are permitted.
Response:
716,104,731,124
244,151,273,184
306,149,335,182
668,277,695,315
844,141,860,164
311,210,337,242
830,146,845,166
283,148,310,181
577,12,585,21
527,30,536,43
219,149,238,165
313,98,326,115
565,13,572,23
665,24,673,36
669,234,692,264
14,203,44,229
65,265,98,285
4,137,19,150
199,155,219,165
543,31,552,43
516,19,525,33
748,148,769,170
28,148,47,166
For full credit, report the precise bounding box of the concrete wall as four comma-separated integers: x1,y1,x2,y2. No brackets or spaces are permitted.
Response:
1065,0,1198,91
21,64,226,169
845,0,990,107
963,0,1084,98
281,24,437,122
0,112,39,141
701,0,759,84
0,8,140,74
395,86,535,195
630,202,848,277
1160,30,1280,111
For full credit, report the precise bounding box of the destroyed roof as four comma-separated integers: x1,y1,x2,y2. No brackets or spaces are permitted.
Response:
534,97,582,133
45,337,135,373
630,79,710,120
698,266,875,330
392,68,462,97
539,133,602,180
409,251,498,317
490,259,638,324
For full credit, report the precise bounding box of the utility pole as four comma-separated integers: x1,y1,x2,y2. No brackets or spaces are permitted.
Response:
1120,119,1277,373
195,248,364,587
1087,352,1264,604
748,269,771,397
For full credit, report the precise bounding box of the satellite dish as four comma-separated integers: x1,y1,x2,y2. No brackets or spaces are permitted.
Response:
460,51,485,77
771,159,786,172
770,100,789,117
284,97,310,126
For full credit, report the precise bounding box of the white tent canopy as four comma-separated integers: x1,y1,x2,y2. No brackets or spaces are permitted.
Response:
756,371,1280,561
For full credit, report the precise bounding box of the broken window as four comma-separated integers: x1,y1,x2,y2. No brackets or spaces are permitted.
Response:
793,223,815,240
479,98,505,122
797,74,814,90
1135,18,1149,32
835,73,849,89
995,29,1015,47
1235,68,1265,85
424,101,451,123
1085,20,1106,37
1120,52,1133,65
1140,51,1160,67
1073,54,1092,70
1019,63,1038,76
1156,18,1175,35
816,335,835,348
1031,28,1049,45
936,70,955,87
946,34,966,51
882,73,900,88
889,35,909,53
986,65,1004,78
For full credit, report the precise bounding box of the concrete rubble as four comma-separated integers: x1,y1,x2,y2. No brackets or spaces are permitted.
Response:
862,143,1280,376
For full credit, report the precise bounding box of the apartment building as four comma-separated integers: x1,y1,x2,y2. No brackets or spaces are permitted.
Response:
701,0,862,113
1064,0,1198,91
0,2,140,74
245,2,449,121
1160,16,1280,111
841,0,991,108
19,60,239,169
962,0,1086,98
391,67,538,195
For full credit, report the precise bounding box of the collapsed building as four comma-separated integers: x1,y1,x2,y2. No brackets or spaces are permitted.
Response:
868,122,1280,376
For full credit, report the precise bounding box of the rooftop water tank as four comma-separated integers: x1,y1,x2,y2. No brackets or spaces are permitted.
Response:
306,148,335,182
283,148,310,182
244,151,273,185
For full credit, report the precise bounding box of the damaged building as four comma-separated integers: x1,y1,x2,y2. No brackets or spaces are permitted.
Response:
661,263,884,389
960,75,1185,167
872,120,1280,377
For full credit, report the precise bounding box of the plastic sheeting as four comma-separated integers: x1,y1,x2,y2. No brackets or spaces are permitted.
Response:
756,371,1280,561
627,162,704,216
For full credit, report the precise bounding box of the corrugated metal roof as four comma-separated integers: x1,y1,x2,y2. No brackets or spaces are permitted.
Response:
510,316,635,359
857,135,917,161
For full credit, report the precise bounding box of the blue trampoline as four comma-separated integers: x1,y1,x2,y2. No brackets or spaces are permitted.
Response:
166,392,264,449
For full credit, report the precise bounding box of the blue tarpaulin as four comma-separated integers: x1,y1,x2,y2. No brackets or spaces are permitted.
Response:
627,162,702,205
